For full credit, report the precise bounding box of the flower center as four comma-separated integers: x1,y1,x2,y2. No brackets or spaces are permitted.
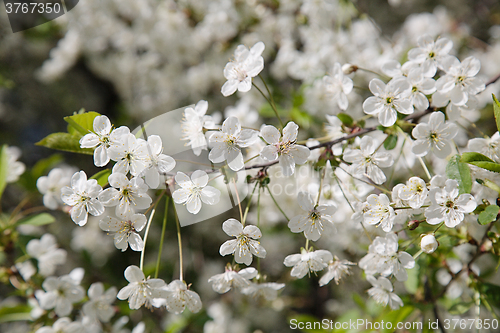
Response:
428,51,435,59
276,140,294,155
445,200,454,208
429,131,439,142
386,97,393,104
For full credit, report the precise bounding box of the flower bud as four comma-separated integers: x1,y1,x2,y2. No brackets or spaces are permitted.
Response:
342,63,358,74
420,234,438,254
407,219,421,230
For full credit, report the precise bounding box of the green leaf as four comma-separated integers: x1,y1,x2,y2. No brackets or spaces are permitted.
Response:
0,145,9,201
0,305,32,323
337,113,354,127
493,94,500,133
461,152,500,173
446,154,472,194
461,152,494,163
477,282,500,308
449,301,473,315
383,134,398,150
16,213,55,226
290,107,311,129
478,205,499,225
36,133,94,155
64,110,101,136
379,306,414,333
90,169,111,187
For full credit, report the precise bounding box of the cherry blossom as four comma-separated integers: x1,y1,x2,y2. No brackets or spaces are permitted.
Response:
99,212,147,252
362,78,413,127
398,176,428,209
322,62,353,110
117,265,167,310
343,136,394,185
165,280,202,314
79,115,130,167
172,170,221,214
288,191,336,241
35,317,85,333
61,171,104,226
284,249,333,278
142,135,176,189
241,282,285,300
180,100,215,156
260,122,310,176
425,179,477,228
407,34,454,77
420,234,438,254
363,193,396,232
26,234,67,277
37,167,74,210
82,282,117,323
208,267,258,294
366,275,403,310
219,218,266,266
319,258,356,286
221,41,265,97
208,116,259,171
98,173,152,216
108,134,149,176
411,111,458,159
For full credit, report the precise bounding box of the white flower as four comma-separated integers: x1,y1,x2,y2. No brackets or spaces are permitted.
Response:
165,280,202,314
35,268,85,317
468,132,500,162
420,234,438,254
407,34,454,77
108,134,148,176
181,100,215,156
172,170,221,214
284,249,333,279
411,111,458,159
363,193,396,232
208,116,259,171
15,261,36,281
259,122,310,177
343,136,394,185
117,265,167,310
79,115,130,167
142,135,176,189
208,267,258,294
425,179,477,228
26,234,67,277
37,167,74,210
61,171,104,226
434,56,485,106
406,69,436,111
359,233,415,281
219,218,266,266
398,176,428,209
5,146,25,183
288,192,336,241
35,317,85,333
221,41,265,97
322,62,353,110
362,78,413,127
99,212,147,252
241,282,285,301
366,275,403,310
319,258,356,286
82,282,117,323
98,173,152,216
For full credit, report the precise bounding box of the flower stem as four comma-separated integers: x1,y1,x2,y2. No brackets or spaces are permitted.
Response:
173,204,184,282
154,196,170,279
265,184,289,220
232,180,244,222
140,199,160,271
242,182,259,226
418,156,432,180
316,168,326,206
254,76,284,130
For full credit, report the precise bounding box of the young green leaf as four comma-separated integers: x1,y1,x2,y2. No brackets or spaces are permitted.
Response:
383,134,398,150
16,213,55,226
90,169,111,187
337,113,354,127
493,94,500,133
36,133,93,155
478,205,499,225
446,154,472,194
64,111,101,136
460,152,494,163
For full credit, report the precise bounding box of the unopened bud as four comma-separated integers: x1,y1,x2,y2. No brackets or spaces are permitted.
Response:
408,219,420,230
342,63,358,74
420,234,438,254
